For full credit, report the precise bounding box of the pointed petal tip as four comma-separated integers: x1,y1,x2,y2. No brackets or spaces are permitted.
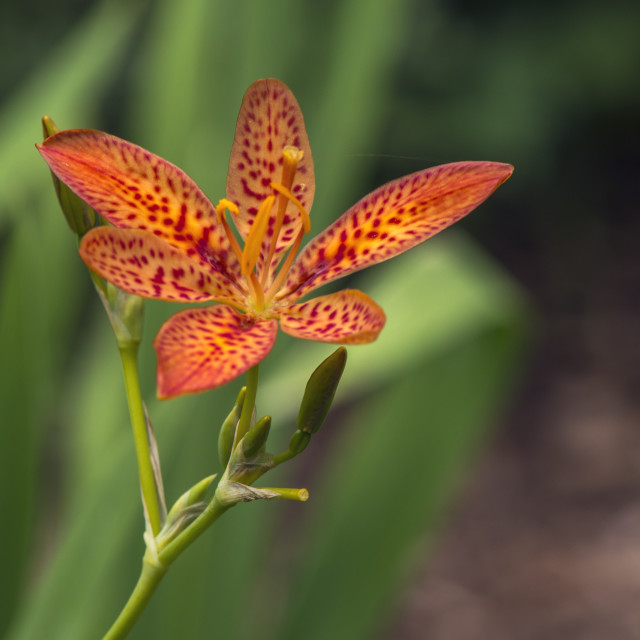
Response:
463,160,514,183
482,160,514,185
494,161,514,184
479,161,514,192
282,159,513,300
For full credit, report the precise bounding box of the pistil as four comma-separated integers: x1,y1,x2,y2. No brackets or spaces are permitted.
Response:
261,146,305,287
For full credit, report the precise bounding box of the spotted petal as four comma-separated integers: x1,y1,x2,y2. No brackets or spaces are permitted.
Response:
226,78,315,277
38,130,241,282
154,305,278,398
279,289,386,344
80,227,244,303
281,161,513,301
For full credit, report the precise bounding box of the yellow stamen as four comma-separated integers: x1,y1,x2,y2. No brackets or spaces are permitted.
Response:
215,199,243,264
269,182,311,234
241,194,275,277
248,272,265,311
264,226,305,303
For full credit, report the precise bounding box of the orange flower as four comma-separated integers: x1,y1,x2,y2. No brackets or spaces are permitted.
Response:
38,79,512,398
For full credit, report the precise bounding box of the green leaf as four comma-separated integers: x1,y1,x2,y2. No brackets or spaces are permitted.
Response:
0,0,144,227
273,321,525,640
263,240,528,640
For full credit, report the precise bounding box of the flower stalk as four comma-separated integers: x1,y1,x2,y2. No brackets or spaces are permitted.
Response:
119,343,163,538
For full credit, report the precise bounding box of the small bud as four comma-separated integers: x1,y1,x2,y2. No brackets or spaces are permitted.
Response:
242,415,272,458
156,474,217,550
218,387,246,468
297,347,347,434
288,430,311,455
165,474,216,522
41,115,59,138
41,116,96,236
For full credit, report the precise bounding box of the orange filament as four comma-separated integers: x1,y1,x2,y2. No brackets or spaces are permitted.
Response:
241,195,275,278
264,225,305,304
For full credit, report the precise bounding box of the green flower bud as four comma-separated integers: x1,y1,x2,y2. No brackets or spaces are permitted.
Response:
288,430,311,455
41,116,96,236
242,415,271,458
297,347,347,434
156,474,217,550
218,387,246,468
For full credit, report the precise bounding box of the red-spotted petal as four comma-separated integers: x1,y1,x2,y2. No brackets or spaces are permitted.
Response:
80,227,245,303
226,78,315,276
281,161,513,301
38,130,241,282
154,305,278,398
279,289,386,344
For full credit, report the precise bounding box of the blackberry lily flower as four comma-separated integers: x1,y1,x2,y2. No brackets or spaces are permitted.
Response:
38,79,512,398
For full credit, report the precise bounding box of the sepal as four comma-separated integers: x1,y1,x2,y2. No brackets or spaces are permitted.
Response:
227,444,273,485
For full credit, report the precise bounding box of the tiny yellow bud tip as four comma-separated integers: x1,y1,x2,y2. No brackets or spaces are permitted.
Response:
42,115,59,139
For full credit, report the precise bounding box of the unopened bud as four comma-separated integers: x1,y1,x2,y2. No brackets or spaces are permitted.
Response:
218,387,246,468
297,347,347,434
242,415,271,458
156,474,217,550
41,117,96,236
288,430,311,455
165,474,216,522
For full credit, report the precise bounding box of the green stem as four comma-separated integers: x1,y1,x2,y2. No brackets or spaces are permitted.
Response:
119,344,163,537
101,558,167,640
100,497,231,639
235,364,259,442
272,449,296,467
102,366,259,638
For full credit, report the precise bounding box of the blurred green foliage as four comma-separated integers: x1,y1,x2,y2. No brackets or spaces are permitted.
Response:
1,0,636,638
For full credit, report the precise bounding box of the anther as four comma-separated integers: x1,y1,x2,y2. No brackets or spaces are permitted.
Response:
216,198,239,223
215,199,243,264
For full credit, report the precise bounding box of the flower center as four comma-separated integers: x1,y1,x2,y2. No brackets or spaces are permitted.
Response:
216,146,310,313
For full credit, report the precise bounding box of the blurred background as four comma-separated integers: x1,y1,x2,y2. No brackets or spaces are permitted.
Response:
1,0,638,638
